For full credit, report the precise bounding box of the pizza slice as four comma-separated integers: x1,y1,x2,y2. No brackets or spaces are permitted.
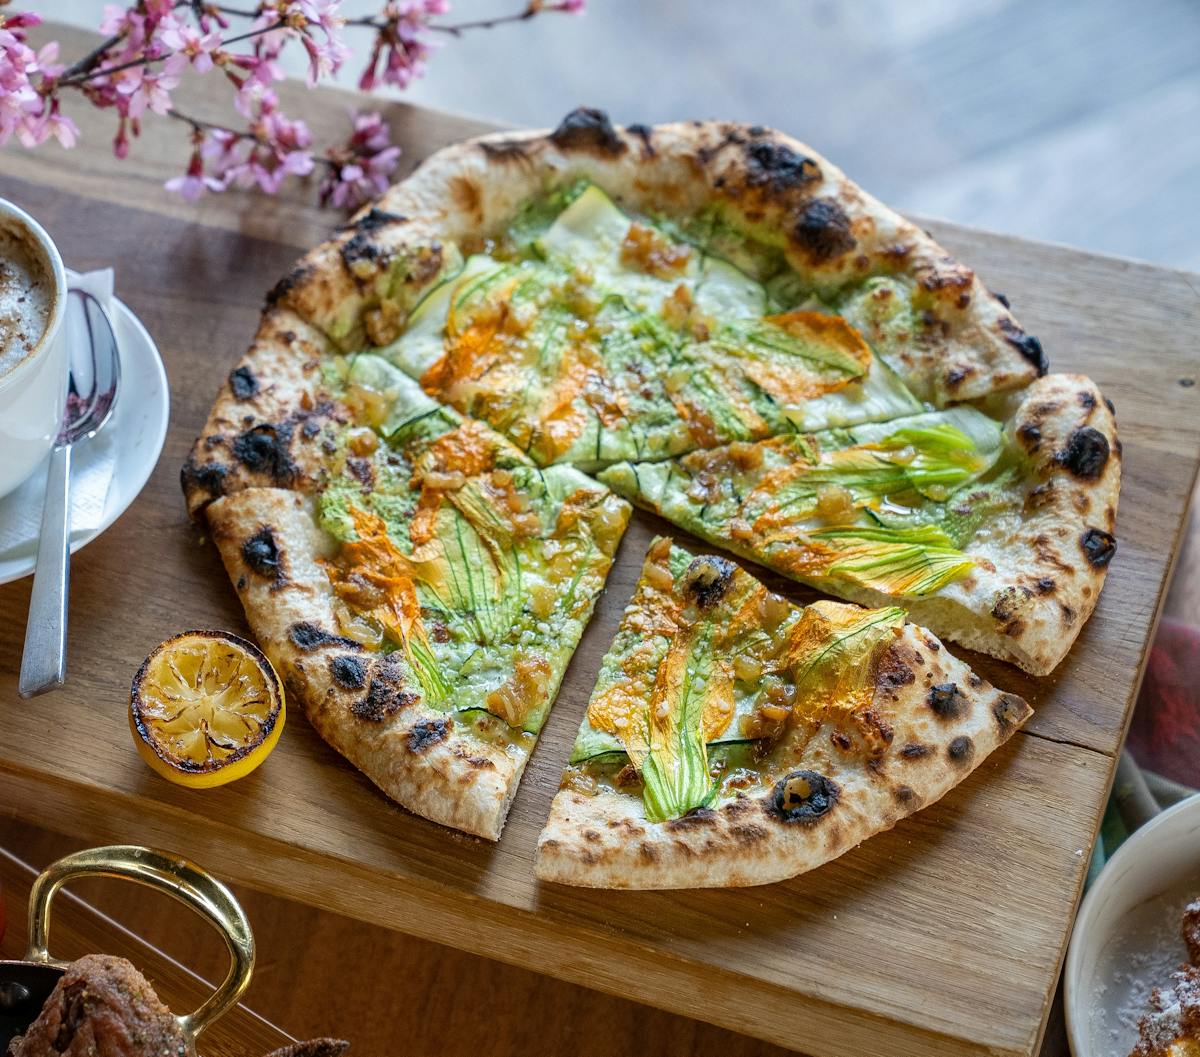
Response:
267,111,1047,470
186,315,630,839
599,373,1119,675
536,537,1031,888
377,181,924,469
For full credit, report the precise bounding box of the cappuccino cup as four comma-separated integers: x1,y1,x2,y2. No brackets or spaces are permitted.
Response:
0,199,68,499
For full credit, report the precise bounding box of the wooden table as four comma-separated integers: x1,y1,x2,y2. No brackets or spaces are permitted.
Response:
0,840,294,1056
1,23,1198,1057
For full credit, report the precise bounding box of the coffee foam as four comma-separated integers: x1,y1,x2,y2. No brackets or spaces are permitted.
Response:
0,221,53,378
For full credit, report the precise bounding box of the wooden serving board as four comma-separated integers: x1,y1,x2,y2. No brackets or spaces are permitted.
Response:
1,25,1198,1057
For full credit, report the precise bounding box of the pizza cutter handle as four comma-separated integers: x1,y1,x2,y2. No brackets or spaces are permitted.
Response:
24,844,255,1042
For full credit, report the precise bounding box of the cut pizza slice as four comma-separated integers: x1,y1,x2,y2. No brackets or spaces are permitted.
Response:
536,537,1031,889
599,373,1120,675
197,350,630,839
374,182,923,469
268,112,1047,471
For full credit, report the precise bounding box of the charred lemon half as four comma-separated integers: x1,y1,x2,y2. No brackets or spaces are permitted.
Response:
130,630,285,789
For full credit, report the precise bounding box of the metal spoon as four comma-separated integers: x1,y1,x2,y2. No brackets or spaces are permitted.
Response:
18,289,120,698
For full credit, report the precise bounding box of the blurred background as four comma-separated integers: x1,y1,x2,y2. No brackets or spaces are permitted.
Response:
54,0,1200,269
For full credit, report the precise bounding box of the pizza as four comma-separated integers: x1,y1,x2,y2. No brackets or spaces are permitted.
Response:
600,372,1119,674
183,108,1101,857
536,536,1031,888
195,332,629,839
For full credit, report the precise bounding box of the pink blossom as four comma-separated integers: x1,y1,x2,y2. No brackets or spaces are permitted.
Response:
320,110,402,210
112,64,179,118
17,99,78,149
165,143,226,201
35,41,64,80
300,28,351,85
157,14,223,73
0,11,53,148
358,1,448,92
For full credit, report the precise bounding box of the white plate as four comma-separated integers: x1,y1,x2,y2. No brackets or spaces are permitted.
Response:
1065,794,1200,1057
0,290,169,585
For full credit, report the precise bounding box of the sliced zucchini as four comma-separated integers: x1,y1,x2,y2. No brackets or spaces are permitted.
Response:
692,255,768,319
782,353,923,431
377,254,499,378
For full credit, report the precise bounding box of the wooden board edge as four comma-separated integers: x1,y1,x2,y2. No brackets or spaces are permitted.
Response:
0,763,1042,1057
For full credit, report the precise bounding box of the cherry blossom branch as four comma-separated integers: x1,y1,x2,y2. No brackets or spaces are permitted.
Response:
0,0,586,208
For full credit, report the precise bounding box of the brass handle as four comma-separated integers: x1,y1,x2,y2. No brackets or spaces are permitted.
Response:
24,845,255,1042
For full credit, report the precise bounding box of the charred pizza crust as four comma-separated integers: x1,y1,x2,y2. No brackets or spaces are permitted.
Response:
537,617,1030,889
826,373,1120,674
267,109,1045,406
182,308,347,519
205,487,531,839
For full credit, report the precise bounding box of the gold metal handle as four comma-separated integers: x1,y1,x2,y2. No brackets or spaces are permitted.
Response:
24,845,255,1042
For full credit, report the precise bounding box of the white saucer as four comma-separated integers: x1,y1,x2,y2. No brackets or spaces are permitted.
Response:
0,289,169,585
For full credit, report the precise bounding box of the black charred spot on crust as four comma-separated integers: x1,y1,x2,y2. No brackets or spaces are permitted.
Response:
1017,422,1041,452
876,645,916,689
680,555,737,610
768,770,839,824
744,140,820,192
893,785,918,806
180,457,227,508
549,107,626,156
330,654,366,690
229,365,259,400
1081,527,1117,569
232,422,297,484
627,122,654,155
242,526,282,581
696,128,745,166
900,743,931,760
945,364,975,390
354,659,417,722
998,318,1049,376
947,735,974,764
288,621,362,652
791,198,855,263
665,807,717,830
479,139,532,161
344,207,405,233
408,716,451,752
1033,576,1056,595
1079,391,1096,411
992,291,1010,308
830,730,852,751
993,693,1028,731
991,585,1032,622
1058,426,1110,479
927,682,965,719
341,231,386,274
265,264,315,307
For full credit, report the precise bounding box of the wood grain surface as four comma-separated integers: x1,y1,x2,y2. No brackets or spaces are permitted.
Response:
0,839,294,1057
0,23,1198,1057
